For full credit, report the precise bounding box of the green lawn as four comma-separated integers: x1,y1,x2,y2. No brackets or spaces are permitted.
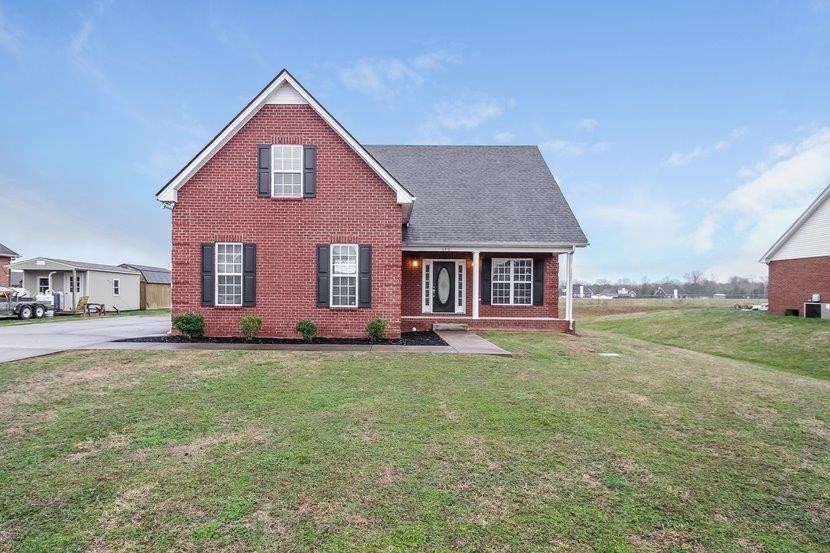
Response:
0,308,170,327
583,308,830,381
1,326,827,551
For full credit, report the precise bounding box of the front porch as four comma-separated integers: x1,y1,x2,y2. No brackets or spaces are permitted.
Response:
400,247,577,333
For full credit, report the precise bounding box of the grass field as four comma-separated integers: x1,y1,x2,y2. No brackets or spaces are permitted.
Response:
1,322,827,551
0,308,170,327
567,297,763,319
583,308,830,381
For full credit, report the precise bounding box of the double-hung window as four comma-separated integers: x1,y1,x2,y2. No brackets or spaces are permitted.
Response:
216,243,243,306
271,145,303,197
38,277,49,293
492,258,533,305
112,279,120,296
330,244,358,307
69,275,81,293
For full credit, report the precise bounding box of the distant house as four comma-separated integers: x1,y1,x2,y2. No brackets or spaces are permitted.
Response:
760,183,830,316
119,264,171,310
574,284,593,298
652,286,668,298
0,242,20,286
9,258,141,312
594,287,636,299
562,284,593,298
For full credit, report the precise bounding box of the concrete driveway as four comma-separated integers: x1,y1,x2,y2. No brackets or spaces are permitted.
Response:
0,315,170,363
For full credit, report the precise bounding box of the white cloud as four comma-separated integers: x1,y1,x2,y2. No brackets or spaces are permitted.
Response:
433,100,504,130
67,1,112,92
693,127,830,278
493,131,514,143
542,139,585,157
0,7,21,56
578,118,599,132
664,127,747,167
418,97,512,142
339,50,460,99
411,50,460,70
541,139,609,157
664,146,705,167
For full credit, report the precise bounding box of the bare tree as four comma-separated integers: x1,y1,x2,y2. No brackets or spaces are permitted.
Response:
684,270,704,285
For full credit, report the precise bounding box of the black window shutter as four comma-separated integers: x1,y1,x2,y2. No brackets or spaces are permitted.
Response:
481,257,492,304
358,244,372,308
257,145,271,197
201,243,215,306
316,244,330,307
533,258,545,305
243,243,256,306
303,145,316,197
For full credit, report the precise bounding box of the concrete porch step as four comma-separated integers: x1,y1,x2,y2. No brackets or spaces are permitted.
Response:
432,322,469,331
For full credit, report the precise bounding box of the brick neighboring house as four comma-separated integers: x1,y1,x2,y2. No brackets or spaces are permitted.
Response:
761,183,830,316
156,70,588,338
0,243,20,286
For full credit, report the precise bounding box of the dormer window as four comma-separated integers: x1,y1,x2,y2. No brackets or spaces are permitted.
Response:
271,145,303,197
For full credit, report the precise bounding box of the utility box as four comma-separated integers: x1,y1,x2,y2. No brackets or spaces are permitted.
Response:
803,302,830,319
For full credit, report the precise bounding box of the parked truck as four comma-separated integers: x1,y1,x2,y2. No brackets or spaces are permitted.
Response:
0,286,52,320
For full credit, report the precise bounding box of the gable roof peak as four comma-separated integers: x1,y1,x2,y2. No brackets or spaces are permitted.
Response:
156,69,415,210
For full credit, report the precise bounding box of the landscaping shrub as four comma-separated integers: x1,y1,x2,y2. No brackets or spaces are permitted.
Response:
295,320,317,343
366,318,388,342
240,316,262,341
172,313,205,339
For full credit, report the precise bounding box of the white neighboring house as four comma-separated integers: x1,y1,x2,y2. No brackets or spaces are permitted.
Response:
8,258,141,312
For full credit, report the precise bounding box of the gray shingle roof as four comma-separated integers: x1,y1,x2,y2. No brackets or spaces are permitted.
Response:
365,145,588,248
0,242,20,257
119,264,171,284
47,259,140,275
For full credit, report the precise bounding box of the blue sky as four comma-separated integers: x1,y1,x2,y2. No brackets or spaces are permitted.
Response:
1,1,829,282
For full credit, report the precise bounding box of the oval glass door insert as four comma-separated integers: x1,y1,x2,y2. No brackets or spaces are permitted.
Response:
437,267,451,304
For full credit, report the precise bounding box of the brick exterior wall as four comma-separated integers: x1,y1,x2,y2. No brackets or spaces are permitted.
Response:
0,256,11,286
401,252,565,331
768,255,830,315
171,104,403,338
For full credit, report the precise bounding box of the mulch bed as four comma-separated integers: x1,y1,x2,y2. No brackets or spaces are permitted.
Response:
117,330,448,346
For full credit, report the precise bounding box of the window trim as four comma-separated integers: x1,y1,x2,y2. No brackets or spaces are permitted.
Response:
421,259,466,314
215,242,244,307
112,278,120,296
38,277,50,294
491,258,533,306
329,243,359,309
270,144,304,198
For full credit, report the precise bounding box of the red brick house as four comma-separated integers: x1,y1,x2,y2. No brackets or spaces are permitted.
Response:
157,70,588,338
761,183,830,316
0,243,20,286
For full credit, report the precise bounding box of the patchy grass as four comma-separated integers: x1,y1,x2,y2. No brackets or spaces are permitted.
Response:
0,331,827,551
566,297,761,319
583,308,830,381
0,308,170,327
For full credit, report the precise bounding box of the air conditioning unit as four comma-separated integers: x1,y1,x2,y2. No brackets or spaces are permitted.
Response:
803,302,830,319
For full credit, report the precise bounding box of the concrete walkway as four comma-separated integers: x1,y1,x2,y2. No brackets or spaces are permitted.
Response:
434,330,512,356
82,330,511,356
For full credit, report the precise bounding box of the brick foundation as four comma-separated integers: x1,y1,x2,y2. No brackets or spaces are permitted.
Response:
768,255,830,315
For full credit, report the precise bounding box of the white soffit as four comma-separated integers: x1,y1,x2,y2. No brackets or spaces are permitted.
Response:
265,82,308,105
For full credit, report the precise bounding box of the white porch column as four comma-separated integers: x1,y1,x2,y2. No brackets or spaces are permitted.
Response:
565,251,574,329
72,268,77,313
472,250,480,319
